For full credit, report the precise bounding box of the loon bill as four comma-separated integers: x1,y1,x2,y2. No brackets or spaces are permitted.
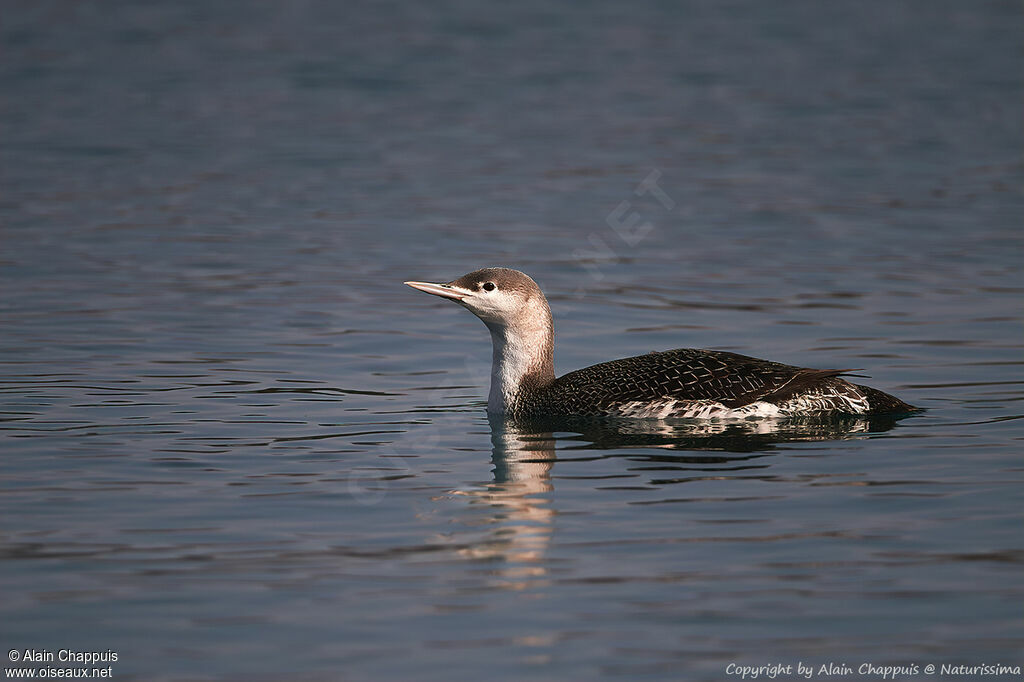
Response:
405,267,916,420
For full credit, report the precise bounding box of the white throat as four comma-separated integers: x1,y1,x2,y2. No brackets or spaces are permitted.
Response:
485,321,554,414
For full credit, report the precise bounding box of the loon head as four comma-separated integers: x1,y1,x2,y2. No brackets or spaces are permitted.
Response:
405,267,555,414
404,267,551,333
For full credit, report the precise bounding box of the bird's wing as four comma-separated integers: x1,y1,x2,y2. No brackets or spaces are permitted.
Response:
552,349,855,410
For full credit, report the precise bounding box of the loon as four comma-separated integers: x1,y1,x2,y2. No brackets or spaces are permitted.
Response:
405,267,916,420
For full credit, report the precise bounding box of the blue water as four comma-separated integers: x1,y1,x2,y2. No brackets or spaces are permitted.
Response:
2,1,1022,680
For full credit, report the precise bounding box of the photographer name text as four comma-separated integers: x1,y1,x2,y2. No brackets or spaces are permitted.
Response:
725,662,1021,680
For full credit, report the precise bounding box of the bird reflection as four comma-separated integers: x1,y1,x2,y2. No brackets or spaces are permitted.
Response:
451,413,906,588
452,416,557,589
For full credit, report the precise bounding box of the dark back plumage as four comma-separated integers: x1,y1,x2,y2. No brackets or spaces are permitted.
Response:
511,348,910,419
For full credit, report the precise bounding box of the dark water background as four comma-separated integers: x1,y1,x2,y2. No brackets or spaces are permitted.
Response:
2,1,1022,680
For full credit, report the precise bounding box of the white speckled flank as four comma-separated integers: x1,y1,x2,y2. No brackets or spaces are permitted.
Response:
776,386,871,415
406,268,915,419
612,399,783,420
613,393,871,420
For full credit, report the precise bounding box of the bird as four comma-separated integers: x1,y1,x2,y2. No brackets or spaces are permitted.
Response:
405,267,916,420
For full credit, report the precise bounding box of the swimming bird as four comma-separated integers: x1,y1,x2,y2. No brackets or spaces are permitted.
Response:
405,268,915,420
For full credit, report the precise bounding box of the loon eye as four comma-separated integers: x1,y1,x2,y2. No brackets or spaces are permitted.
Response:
482,282,496,292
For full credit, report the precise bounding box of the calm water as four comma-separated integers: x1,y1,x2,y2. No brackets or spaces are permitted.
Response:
2,1,1022,680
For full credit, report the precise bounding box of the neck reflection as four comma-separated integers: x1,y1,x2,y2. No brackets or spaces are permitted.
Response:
453,416,557,589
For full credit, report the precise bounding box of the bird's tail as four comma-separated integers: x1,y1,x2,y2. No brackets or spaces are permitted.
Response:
855,384,919,415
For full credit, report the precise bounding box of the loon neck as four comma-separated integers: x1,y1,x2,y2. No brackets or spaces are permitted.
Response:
485,318,555,414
